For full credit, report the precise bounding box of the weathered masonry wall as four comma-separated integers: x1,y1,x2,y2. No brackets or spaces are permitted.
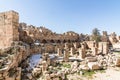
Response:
0,11,19,49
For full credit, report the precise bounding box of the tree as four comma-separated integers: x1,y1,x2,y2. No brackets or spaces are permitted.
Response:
91,28,101,42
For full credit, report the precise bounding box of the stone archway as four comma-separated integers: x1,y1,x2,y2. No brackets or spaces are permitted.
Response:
50,39,55,43
41,39,47,43
63,40,66,43
68,40,71,43
56,40,61,43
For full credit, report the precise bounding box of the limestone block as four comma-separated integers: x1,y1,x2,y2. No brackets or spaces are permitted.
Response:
85,57,97,62
98,42,108,54
88,62,100,70
2,71,8,77
92,47,98,56
5,76,15,80
64,43,68,49
32,67,42,76
50,73,56,78
80,65,89,71
79,48,86,59
15,67,21,80
53,77,59,80
42,61,48,72
0,73,3,77
26,73,32,80
113,43,120,49
45,74,51,80
57,48,62,56
47,57,51,65
64,50,69,62
0,77,4,80
0,10,19,49
71,61,78,69
115,58,120,67
70,47,75,56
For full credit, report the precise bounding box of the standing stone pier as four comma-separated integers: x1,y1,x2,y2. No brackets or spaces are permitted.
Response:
70,47,75,56
92,47,98,56
64,50,69,62
99,42,108,54
57,48,62,56
0,10,19,49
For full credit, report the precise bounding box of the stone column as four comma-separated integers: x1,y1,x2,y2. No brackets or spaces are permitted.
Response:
47,57,51,65
64,43,68,49
92,47,98,56
79,48,86,59
103,42,108,54
64,50,69,62
70,47,75,56
98,42,108,54
41,61,48,72
98,42,103,53
57,48,62,56
42,53,49,61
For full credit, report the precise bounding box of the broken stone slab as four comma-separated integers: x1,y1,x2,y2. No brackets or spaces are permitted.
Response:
0,66,8,72
5,76,16,80
0,77,4,80
88,62,100,70
114,58,120,67
26,73,32,80
5,60,12,65
2,71,10,78
50,73,56,78
53,77,59,80
0,73,3,78
56,71,62,77
80,65,90,71
0,59,4,63
45,74,51,80
15,67,21,80
71,61,79,69
32,67,42,76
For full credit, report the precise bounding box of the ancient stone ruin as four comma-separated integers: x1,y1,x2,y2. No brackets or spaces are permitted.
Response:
0,11,19,49
0,10,120,80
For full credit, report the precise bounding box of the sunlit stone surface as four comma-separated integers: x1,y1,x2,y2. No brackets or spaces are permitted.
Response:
0,10,120,80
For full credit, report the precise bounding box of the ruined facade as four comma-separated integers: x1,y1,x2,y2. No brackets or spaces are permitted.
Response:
19,23,80,44
0,10,120,80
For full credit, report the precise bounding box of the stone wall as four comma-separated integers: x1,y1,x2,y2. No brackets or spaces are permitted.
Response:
19,23,80,44
0,11,19,49
0,43,30,80
85,41,96,49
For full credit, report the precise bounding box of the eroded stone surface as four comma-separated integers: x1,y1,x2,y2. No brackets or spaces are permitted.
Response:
0,10,120,80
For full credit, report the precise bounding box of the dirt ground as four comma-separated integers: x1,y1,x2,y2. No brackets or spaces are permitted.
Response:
67,67,120,80
93,67,120,80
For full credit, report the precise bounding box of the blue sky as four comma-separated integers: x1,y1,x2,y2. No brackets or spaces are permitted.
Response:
0,0,120,34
